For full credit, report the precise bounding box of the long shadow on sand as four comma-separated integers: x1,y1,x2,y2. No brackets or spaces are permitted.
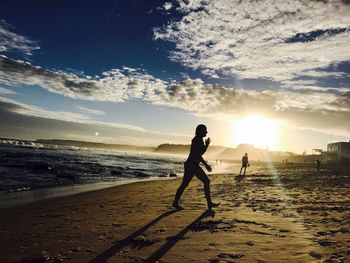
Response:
144,209,215,262
88,209,179,263
88,209,215,263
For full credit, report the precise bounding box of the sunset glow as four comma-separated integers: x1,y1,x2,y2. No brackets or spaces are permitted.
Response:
231,116,279,150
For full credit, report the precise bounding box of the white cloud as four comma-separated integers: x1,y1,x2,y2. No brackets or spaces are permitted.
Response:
1,55,350,137
0,86,18,95
0,20,40,56
0,96,90,122
0,96,144,131
0,56,169,102
163,2,173,11
153,0,350,90
0,96,192,145
75,106,105,115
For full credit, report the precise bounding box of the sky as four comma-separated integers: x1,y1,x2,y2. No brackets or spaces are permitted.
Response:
0,0,350,153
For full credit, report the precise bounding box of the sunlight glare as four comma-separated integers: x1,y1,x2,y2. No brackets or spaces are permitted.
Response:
231,116,279,150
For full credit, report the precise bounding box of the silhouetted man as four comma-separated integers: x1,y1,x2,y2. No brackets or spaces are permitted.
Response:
172,124,219,210
239,153,249,175
315,159,321,174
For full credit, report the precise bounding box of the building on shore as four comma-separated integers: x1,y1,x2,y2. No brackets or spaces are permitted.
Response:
327,141,350,162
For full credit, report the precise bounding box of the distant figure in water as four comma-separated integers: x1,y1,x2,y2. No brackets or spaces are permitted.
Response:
239,153,249,176
315,159,321,174
172,124,219,210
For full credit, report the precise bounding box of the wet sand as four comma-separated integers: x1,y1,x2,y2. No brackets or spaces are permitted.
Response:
0,178,170,210
0,163,349,262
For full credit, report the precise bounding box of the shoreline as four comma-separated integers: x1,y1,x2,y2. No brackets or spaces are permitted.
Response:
0,177,174,210
0,162,235,210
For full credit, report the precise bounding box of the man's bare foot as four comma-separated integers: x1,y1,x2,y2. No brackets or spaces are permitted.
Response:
172,202,184,210
208,202,220,209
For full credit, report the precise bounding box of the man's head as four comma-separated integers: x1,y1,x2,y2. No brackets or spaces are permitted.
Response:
195,124,208,137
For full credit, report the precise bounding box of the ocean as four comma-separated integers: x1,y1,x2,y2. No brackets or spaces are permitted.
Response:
0,140,233,209
0,142,185,195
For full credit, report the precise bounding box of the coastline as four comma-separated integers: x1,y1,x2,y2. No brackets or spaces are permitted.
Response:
0,177,173,210
1,164,349,262
0,162,235,210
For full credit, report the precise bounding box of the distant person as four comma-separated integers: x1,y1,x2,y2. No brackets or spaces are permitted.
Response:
239,153,249,176
315,159,321,174
172,124,219,210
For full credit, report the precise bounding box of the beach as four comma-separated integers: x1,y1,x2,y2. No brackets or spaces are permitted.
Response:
0,163,349,263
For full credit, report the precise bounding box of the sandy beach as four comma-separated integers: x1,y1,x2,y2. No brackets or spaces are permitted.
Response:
0,163,349,263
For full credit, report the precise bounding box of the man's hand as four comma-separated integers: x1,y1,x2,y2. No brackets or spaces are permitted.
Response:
205,137,211,146
205,163,212,172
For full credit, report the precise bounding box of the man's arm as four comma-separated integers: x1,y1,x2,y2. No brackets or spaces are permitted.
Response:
201,137,211,155
200,156,212,172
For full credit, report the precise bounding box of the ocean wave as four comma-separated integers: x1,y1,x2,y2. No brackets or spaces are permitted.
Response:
0,144,184,194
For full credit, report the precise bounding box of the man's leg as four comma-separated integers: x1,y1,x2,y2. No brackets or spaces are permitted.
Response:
195,166,219,209
173,166,193,209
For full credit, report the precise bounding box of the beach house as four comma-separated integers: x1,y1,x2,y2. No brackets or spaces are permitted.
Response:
327,141,350,162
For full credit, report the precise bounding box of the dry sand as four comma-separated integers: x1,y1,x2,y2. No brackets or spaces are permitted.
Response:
0,163,349,263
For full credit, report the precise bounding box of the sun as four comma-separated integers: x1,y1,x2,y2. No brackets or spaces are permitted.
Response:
231,116,279,150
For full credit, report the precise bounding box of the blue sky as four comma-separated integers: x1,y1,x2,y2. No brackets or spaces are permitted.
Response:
0,0,350,153
0,1,186,77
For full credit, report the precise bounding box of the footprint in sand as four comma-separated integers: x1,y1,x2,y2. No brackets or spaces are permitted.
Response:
245,240,254,246
217,253,245,259
309,251,323,259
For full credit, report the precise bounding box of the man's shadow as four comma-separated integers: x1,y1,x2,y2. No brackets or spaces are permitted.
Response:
235,174,245,182
88,209,215,263
144,209,215,262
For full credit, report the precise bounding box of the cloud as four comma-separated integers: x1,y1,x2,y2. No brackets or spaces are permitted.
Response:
75,106,105,115
153,0,350,90
1,55,350,137
0,97,190,145
0,86,18,95
161,81,350,137
0,55,169,102
0,20,40,56
0,96,143,131
163,2,173,11
0,96,90,122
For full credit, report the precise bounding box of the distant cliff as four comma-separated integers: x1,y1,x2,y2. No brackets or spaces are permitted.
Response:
36,139,155,152
153,144,189,154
